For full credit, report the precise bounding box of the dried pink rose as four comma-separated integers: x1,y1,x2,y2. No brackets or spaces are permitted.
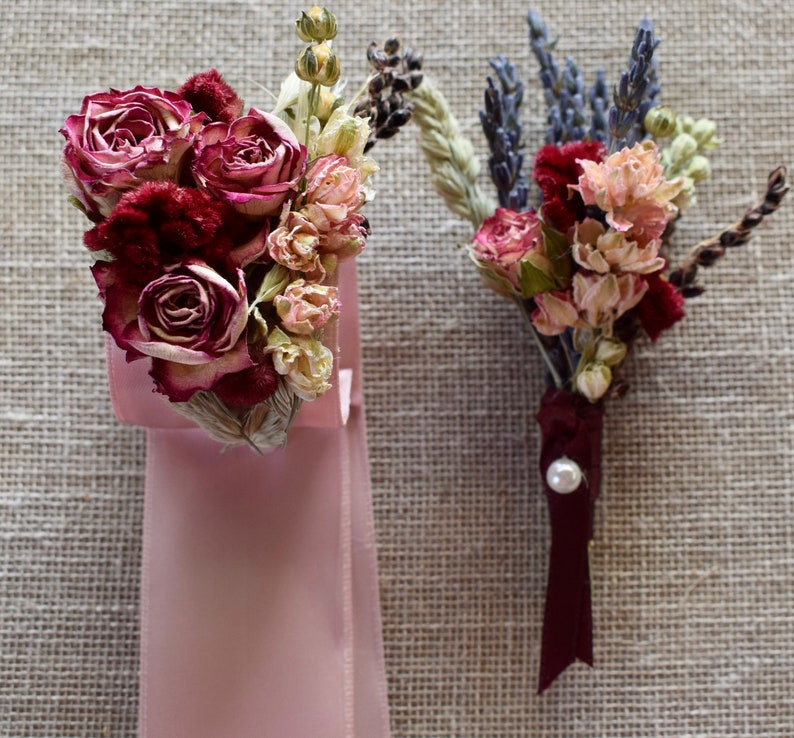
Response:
267,211,325,280
471,207,547,293
192,108,307,219
571,218,665,275
301,155,365,231
92,259,252,401
572,141,682,243
60,86,205,219
274,279,340,335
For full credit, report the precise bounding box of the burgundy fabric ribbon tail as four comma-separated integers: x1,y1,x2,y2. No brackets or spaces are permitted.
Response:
106,262,391,738
536,387,604,693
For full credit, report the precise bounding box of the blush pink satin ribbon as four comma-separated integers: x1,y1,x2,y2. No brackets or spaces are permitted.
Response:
106,262,391,738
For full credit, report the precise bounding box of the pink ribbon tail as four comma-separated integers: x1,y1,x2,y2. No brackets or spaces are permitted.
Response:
108,262,391,737
536,387,604,694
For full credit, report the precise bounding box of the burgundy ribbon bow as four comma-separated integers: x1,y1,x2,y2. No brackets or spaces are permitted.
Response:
536,387,604,693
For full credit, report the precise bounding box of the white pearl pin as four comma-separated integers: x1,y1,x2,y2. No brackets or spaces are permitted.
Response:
545,457,583,494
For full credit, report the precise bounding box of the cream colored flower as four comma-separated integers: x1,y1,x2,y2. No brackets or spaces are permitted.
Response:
266,326,333,400
572,218,665,275
575,362,612,402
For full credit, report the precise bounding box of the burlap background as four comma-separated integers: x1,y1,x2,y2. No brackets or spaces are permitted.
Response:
1,0,792,735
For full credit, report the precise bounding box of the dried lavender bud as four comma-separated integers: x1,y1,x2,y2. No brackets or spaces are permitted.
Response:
479,55,528,211
607,19,660,151
353,36,423,151
527,10,597,144
587,69,609,143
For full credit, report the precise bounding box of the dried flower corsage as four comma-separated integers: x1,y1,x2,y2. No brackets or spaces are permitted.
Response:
409,11,788,691
61,6,422,451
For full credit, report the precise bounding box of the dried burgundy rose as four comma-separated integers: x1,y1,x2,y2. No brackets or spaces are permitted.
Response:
92,259,253,402
60,86,205,220
192,108,307,219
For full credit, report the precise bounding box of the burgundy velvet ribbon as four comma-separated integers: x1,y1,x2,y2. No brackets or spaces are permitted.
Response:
536,387,604,693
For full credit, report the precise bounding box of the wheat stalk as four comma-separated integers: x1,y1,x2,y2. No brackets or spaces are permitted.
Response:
408,79,496,229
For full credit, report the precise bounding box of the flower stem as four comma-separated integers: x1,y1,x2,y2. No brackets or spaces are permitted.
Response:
305,83,319,148
515,296,563,389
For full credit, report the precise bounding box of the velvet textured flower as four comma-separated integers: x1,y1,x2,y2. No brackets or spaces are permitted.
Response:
83,182,268,285
177,69,244,124
634,271,686,341
533,141,605,232
60,86,205,219
192,108,308,218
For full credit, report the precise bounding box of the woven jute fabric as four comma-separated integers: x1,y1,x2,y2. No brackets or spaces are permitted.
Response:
1,1,792,736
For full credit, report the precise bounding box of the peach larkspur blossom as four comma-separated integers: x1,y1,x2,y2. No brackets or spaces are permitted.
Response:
572,141,683,244
302,154,365,232
572,218,665,275
532,272,647,337
573,272,647,334
532,290,579,335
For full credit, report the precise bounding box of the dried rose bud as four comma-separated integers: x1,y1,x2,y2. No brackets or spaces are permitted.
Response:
575,362,612,403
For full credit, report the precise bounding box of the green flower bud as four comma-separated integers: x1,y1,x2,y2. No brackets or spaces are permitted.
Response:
677,115,695,134
690,118,718,148
296,42,340,86
295,46,319,82
644,106,677,139
594,338,627,367
669,132,698,166
295,43,340,86
315,47,340,86
295,5,338,43
684,154,711,183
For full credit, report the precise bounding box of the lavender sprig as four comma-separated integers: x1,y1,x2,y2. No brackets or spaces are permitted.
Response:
527,10,588,144
607,19,660,150
587,69,609,143
480,55,529,211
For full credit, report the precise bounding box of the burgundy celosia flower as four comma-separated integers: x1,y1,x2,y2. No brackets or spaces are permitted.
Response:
633,272,686,341
177,69,244,125
211,355,280,407
533,141,605,232
84,182,268,284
